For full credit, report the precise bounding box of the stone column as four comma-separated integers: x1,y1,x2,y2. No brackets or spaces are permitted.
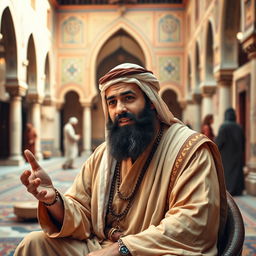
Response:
182,95,194,128
201,85,216,118
192,92,202,132
179,100,187,123
6,84,26,165
53,102,62,156
27,94,43,160
214,70,233,124
243,35,256,195
8,95,24,164
81,103,92,156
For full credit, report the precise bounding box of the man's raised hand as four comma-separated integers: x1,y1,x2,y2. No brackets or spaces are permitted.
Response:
20,149,56,204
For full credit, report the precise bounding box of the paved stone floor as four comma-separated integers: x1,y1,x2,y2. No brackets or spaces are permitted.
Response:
0,155,255,255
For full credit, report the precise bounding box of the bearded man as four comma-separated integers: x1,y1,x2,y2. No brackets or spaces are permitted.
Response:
15,63,227,256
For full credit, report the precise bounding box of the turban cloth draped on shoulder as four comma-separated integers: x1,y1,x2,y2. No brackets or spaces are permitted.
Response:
95,63,182,235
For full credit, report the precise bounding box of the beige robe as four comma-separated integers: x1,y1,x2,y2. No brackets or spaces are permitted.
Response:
63,122,79,165
34,123,227,256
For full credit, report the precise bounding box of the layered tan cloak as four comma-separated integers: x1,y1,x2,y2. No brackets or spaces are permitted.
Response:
38,123,227,255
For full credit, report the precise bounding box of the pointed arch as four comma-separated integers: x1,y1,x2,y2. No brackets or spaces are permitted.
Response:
195,41,200,89
96,29,145,90
0,7,17,80
159,84,182,102
205,21,215,83
159,86,182,119
26,34,37,92
58,84,85,104
88,20,153,100
44,52,50,95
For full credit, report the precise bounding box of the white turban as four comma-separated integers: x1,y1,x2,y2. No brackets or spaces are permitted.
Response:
69,117,78,125
99,63,181,126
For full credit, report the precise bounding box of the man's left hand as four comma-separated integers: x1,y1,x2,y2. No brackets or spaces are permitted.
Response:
86,242,119,256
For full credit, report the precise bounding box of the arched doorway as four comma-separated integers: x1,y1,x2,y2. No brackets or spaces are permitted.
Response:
60,91,83,155
23,35,39,156
91,94,105,150
92,29,146,148
205,22,214,83
96,29,145,82
161,89,182,120
0,8,18,159
44,53,51,100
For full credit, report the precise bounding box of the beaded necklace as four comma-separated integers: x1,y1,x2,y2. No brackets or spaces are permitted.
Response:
107,123,164,228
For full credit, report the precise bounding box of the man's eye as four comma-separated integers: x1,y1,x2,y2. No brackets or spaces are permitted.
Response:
108,100,116,106
125,96,134,101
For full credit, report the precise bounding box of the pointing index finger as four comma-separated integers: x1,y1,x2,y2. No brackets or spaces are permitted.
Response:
24,150,41,171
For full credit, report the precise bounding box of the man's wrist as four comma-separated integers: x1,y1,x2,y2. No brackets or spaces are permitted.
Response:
43,188,59,207
117,238,130,255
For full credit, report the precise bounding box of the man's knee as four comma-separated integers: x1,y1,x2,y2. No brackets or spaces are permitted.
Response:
14,231,48,255
23,230,47,244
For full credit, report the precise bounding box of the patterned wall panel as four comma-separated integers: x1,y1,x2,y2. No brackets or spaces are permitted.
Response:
158,55,181,84
61,57,84,85
60,16,84,46
158,14,181,44
244,0,255,31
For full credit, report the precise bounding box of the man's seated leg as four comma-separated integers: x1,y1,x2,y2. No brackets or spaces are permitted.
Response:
14,231,89,256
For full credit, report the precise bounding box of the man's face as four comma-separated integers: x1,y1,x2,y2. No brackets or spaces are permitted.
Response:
105,83,147,126
105,83,157,161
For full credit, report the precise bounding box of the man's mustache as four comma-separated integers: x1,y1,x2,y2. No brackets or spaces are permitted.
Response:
115,112,136,123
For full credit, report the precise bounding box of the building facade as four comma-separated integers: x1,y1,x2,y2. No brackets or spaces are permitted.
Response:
0,0,256,195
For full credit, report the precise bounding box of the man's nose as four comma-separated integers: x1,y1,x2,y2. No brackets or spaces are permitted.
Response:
116,101,127,114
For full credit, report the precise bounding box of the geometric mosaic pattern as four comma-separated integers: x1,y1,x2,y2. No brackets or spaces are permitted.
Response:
159,14,181,43
159,55,181,84
61,58,84,85
61,16,84,45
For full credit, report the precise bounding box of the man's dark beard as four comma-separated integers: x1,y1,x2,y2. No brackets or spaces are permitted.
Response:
107,102,157,161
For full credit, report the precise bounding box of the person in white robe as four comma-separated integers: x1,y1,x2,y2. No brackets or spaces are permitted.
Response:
62,117,80,169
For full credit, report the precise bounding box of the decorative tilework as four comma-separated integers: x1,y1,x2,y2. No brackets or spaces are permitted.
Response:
61,16,84,44
159,56,181,84
61,58,84,85
159,14,180,43
244,0,254,30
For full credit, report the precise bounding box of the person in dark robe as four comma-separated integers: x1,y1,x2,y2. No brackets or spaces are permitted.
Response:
215,108,245,196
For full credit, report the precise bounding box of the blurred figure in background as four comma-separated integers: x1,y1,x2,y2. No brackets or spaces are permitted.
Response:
201,114,215,141
62,117,80,170
215,108,245,196
24,123,37,161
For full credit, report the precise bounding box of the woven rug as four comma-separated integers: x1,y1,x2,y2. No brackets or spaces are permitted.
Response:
234,195,256,256
0,157,255,256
